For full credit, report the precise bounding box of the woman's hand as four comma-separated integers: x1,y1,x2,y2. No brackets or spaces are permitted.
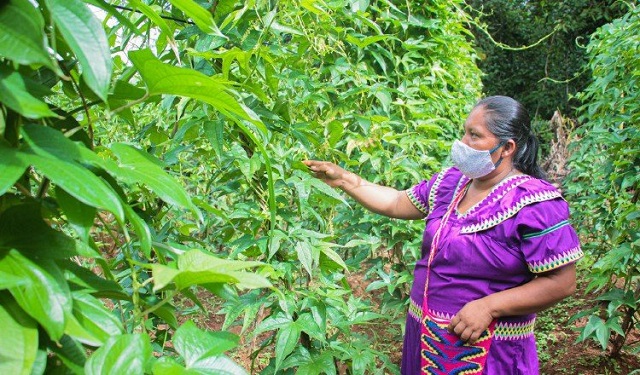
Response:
448,298,495,343
303,160,354,189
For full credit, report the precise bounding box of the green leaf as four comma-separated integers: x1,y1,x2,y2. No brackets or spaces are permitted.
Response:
19,151,125,222
56,186,96,243
318,242,348,272
0,66,59,119
0,271,26,290
44,0,112,101
59,260,125,297
275,322,300,372
0,142,29,195
129,49,259,128
0,0,57,70
126,0,174,40
0,292,38,375
152,250,271,292
0,250,72,341
84,334,152,375
0,204,97,258
83,0,142,36
70,292,124,345
168,0,226,37
110,143,200,219
171,321,247,374
174,321,238,364
296,241,314,277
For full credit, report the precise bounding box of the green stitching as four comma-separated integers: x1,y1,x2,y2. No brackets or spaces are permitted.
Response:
523,219,570,239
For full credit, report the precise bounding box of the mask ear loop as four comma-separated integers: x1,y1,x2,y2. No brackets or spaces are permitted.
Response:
490,140,507,168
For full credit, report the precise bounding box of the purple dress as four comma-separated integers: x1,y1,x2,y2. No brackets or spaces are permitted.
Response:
401,167,583,374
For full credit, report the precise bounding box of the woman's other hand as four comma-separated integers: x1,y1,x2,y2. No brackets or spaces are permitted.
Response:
448,299,495,344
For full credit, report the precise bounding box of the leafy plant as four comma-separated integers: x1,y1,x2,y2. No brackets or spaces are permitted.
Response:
565,3,640,357
0,0,482,373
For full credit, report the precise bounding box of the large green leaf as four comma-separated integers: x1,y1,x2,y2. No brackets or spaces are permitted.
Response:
0,0,57,70
173,321,245,374
68,292,123,345
0,66,58,119
44,0,112,101
0,204,97,259
18,151,124,222
110,143,200,219
0,292,38,375
152,249,270,291
0,142,29,195
56,187,96,243
168,0,226,37
129,49,260,129
0,250,72,341
126,0,174,41
84,334,152,375
275,322,300,372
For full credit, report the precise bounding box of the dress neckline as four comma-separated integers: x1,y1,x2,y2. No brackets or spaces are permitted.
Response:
455,174,527,217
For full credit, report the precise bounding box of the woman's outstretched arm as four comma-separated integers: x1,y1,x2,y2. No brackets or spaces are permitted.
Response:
303,160,424,220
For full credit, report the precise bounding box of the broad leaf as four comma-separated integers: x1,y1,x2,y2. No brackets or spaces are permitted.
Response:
0,292,38,375
0,142,29,195
129,49,260,129
0,66,58,119
0,204,97,259
152,249,270,291
275,322,300,372
110,143,200,219
168,0,226,37
19,151,125,222
56,187,96,243
44,0,112,101
174,321,240,366
0,0,57,70
0,250,72,341
84,334,152,375
70,292,124,345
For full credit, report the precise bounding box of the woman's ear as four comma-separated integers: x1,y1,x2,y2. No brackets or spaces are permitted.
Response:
502,139,517,158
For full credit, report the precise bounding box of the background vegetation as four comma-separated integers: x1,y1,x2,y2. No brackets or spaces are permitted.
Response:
0,0,637,374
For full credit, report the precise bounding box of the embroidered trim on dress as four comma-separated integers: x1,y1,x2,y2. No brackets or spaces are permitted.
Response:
528,246,584,273
409,297,535,341
407,188,429,215
460,190,563,233
409,297,454,322
457,174,531,218
494,318,536,340
523,219,570,239
428,167,451,211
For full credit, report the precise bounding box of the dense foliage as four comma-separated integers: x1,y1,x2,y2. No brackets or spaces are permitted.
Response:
0,0,481,373
564,4,640,357
466,0,626,119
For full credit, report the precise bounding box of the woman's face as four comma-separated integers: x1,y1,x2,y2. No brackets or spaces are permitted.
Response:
461,106,501,152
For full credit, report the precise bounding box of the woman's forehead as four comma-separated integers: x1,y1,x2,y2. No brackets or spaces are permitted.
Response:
464,107,489,130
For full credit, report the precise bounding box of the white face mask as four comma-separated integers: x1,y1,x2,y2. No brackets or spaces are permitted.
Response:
450,140,505,179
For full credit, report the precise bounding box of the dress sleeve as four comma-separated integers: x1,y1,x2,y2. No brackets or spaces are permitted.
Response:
517,198,584,274
406,180,431,215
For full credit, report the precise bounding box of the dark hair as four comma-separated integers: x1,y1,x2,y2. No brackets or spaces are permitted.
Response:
474,96,547,180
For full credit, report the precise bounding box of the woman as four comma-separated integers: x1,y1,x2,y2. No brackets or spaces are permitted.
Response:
304,96,583,374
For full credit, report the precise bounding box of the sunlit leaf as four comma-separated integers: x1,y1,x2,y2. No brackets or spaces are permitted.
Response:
0,66,58,119
44,0,112,101
0,142,29,195
84,334,152,375
0,250,72,341
168,0,226,37
0,0,57,71
0,292,38,375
